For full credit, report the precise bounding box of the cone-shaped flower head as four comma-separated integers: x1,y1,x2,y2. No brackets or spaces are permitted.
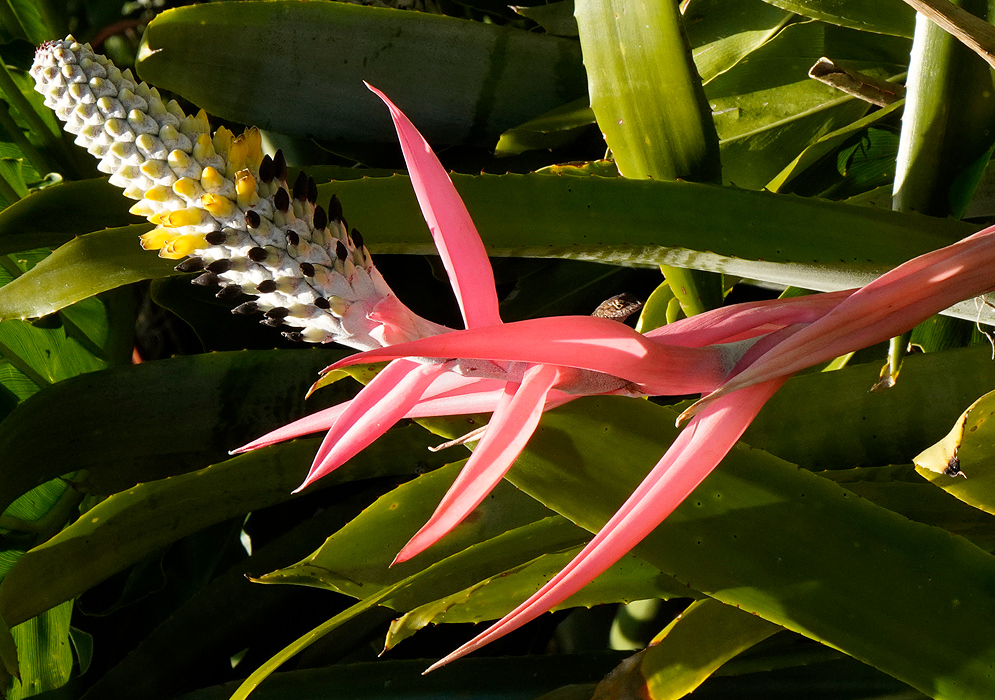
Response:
31,37,445,350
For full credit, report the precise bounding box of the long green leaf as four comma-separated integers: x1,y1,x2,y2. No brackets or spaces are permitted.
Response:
255,463,559,600
77,492,394,700
321,174,989,322
707,21,910,189
575,0,719,182
0,0,55,45
575,0,722,315
0,348,347,518
0,225,166,320
3,174,989,322
825,465,995,552
7,602,71,700
893,0,995,216
137,0,587,146
385,544,693,650
685,0,794,84
0,179,142,256
767,99,905,193
0,423,451,627
759,0,916,37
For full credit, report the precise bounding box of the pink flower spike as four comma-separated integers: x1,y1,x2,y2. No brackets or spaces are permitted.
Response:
647,289,854,347
693,225,995,414
324,315,730,396
393,363,562,565
295,359,446,493
425,376,786,673
366,83,502,330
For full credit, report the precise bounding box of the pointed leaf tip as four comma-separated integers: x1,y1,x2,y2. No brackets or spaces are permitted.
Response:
365,83,502,330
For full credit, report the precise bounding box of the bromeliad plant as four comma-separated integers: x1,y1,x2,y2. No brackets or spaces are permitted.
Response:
5,2,995,700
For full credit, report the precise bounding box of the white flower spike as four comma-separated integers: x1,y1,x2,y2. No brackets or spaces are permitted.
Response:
31,36,445,350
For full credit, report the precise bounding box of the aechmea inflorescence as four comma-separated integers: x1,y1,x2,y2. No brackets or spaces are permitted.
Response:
31,36,446,350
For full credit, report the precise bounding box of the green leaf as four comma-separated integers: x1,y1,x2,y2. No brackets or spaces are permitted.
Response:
767,99,904,194
0,473,79,696
574,0,724,315
137,0,587,146
634,277,678,333
506,397,995,698
321,174,991,322
746,344,995,471
0,348,348,518
232,469,586,698
494,98,595,157
596,599,779,700
0,0,54,48
256,463,557,600
0,422,451,628
6,601,71,700
514,0,578,36
0,612,16,689
0,309,107,389
12,172,992,322
0,158,27,206
824,465,995,553
758,0,915,37
78,495,392,700
496,258,650,321
575,0,720,182
915,389,995,516
707,21,910,190
386,545,693,650
0,179,143,256
684,0,794,84
0,225,170,321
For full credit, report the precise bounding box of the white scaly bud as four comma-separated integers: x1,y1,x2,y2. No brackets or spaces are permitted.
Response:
31,36,447,350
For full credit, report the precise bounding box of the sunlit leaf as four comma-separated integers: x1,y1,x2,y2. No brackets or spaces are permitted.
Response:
594,599,778,700
0,179,142,256
137,1,587,146
915,390,995,516
684,0,793,83
385,545,693,650
494,99,594,157
0,225,168,320
707,21,910,189
759,0,915,37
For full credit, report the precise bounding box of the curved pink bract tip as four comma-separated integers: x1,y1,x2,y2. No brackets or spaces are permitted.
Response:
296,359,445,492
393,363,562,564
366,83,502,331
